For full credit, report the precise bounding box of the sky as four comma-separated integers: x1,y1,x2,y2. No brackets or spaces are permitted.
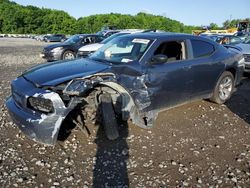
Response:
13,0,250,26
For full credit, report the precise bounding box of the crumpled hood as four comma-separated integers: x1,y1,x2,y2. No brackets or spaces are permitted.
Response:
22,58,110,86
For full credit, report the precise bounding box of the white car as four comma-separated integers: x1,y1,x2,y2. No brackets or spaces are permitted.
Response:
77,29,159,58
236,37,250,72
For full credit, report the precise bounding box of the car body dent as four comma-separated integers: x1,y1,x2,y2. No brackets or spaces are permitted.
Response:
63,71,155,128
6,33,245,145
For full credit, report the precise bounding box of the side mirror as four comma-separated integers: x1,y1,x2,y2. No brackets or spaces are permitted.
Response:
151,54,168,65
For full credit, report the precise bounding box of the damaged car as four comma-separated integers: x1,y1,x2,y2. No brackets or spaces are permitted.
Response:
6,33,245,145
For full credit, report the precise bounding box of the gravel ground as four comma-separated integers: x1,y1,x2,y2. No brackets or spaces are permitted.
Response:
0,38,250,187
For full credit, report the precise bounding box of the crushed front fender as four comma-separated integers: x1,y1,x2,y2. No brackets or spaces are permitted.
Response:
6,76,79,145
6,94,79,145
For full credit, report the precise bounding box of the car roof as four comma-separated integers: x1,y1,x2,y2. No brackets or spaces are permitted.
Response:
74,34,102,37
120,32,200,40
117,32,221,47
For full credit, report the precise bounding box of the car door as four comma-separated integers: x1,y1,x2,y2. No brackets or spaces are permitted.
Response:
144,39,196,110
187,39,224,99
73,36,88,51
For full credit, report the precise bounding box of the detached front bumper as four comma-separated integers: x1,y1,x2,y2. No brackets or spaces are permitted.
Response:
6,97,66,145
5,77,78,145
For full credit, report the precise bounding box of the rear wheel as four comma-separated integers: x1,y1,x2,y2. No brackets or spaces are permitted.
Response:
62,50,75,60
210,71,234,104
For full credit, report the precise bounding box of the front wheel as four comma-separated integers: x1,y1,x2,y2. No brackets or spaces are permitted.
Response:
62,51,75,60
210,71,234,104
100,93,119,140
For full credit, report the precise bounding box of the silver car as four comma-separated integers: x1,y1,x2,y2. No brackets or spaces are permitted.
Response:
237,37,250,72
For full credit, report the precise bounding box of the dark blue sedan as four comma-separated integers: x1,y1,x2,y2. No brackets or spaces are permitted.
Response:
6,33,245,145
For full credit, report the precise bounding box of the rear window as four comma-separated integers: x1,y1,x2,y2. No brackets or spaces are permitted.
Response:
191,40,215,58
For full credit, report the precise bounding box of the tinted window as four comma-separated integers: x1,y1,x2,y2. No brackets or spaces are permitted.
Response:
191,40,215,58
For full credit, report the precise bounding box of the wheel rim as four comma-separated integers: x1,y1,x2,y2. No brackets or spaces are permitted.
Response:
64,52,74,59
218,76,233,101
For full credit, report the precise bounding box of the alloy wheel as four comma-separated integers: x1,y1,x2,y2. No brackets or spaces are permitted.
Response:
218,76,233,101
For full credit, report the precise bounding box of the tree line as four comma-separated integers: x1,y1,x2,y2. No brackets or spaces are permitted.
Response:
0,0,249,35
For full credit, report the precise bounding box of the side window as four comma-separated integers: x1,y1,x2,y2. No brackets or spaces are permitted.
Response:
90,37,96,43
191,40,215,58
83,37,92,44
154,41,186,62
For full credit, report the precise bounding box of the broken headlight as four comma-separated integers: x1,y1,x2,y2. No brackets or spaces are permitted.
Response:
63,79,93,96
28,97,54,113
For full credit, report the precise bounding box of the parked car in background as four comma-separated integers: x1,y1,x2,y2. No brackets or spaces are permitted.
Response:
77,29,148,58
234,31,250,41
199,34,221,41
35,35,47,41
236,37,250,73
216,35,243,45
96,29,120,38
6,33,244,145
44,34,66,42
40,34,105,61
77,29,164,58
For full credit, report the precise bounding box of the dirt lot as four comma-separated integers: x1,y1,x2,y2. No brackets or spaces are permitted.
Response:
0,38,250,187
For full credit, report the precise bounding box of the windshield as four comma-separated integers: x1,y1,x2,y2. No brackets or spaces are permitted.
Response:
89,36,152,64
63,35,82,44
100,33,129,44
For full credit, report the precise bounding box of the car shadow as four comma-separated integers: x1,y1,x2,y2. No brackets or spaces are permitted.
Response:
57,108,78,141
92,120,129,187
57,104,130,187
225,76,250,124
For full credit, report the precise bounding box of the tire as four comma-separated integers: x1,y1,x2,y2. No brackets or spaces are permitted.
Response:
100,93,119,140
210,71,234,104
62,50,75,60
